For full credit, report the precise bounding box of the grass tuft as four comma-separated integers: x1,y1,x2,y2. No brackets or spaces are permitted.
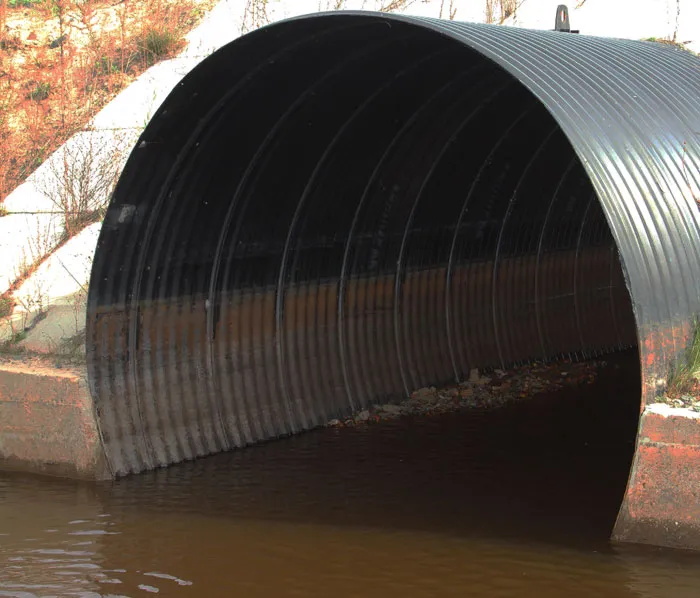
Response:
666,319,700,400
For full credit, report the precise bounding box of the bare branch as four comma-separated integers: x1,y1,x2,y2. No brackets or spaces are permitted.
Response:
378,0,413,13
241,0,270,33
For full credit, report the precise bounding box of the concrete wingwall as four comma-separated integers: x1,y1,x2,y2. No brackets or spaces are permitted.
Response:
0,0,699,552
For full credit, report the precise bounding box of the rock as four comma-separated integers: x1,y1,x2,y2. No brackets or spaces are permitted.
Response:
49,34,68,49
356,410,371,422
325,357,610,425
378,404,402,415
411,387,435,400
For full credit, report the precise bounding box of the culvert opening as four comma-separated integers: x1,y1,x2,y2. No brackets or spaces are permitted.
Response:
88,14,641,478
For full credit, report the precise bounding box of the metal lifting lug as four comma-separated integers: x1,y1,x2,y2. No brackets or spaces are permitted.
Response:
554,4,580,34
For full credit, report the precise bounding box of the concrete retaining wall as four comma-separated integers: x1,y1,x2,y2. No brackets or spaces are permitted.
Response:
615,405,700,550
0,358,109,480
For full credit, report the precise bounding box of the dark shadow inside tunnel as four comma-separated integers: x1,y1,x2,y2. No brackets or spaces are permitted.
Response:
88,14,640,479
102,347,643,551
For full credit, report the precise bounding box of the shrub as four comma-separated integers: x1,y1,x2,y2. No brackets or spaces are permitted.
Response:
37,131,127,240
138,27,177,65
8,0,42,8
666,321,700,400
0,294,14,318
26,81,51,102
0,0,216,208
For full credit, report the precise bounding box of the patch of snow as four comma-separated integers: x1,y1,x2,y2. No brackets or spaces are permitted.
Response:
647,402,700,419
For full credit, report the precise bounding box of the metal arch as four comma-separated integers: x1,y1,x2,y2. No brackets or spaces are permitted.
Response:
533,159,577,361
490,126,560,370
87,11,699,477
335,61,474,407
443,105,537,381
273,44,438,425
392,76,511,394
209,34,400,440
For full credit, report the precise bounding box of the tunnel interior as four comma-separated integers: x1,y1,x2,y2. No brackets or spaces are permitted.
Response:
88,15,638,477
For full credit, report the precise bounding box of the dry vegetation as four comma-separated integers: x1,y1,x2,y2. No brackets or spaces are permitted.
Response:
484,0,517,24
661,321,700,408
0,0,215,203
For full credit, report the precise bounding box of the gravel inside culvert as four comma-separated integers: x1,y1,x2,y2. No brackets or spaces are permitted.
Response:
327,359,608,427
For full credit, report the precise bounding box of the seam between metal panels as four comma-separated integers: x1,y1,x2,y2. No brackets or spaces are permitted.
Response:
392,76,510,393
533,159,577,361
87,11,699,476
443,106,535,381
578,42,700,287
270,40,409,433
208,35,407,438
336,60,472,408
116,28,367,468
274,44,439,425
120,31,338,468
490,127,559,369
429,18,698,369
421,21,676,314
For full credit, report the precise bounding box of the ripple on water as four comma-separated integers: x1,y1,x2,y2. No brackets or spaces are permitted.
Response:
0,353,699,597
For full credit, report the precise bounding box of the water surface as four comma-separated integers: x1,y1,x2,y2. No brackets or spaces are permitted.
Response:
2,351,700,597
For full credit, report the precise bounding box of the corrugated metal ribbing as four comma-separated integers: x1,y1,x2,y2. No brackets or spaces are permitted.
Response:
86,12,698,476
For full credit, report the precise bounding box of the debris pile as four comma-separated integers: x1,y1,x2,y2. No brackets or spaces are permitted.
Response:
327,359,608,427
657,378,700,412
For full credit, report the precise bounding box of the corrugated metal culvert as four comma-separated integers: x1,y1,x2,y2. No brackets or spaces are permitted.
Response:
87,12,700,477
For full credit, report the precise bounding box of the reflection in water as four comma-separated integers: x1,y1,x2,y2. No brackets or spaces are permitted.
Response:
2,350,700,596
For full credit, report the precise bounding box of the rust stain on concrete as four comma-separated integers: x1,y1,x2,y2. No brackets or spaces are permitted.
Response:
614,409,700,550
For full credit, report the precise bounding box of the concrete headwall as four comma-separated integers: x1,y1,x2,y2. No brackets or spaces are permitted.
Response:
0,358,108,480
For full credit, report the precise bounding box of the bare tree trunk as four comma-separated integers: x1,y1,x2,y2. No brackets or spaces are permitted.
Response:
673,0,680,42
378,0,412,13
485,0,495,24
485,0,518,25
449,0,457,20
241,0,269,33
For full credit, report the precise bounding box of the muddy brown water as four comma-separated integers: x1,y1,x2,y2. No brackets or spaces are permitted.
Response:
2,350,700,597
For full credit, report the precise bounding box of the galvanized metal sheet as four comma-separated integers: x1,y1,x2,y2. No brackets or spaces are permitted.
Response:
87,12,698,476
